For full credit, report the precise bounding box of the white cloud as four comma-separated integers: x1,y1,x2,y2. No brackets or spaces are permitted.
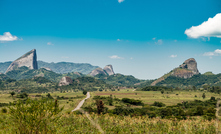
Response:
117,39,121,41
47,42,54,45
130,57,133,60
203,49,221,56
118,0,124,3
152,37,156,40
185,13,221,38
109,55,124,59
174,40,177,42
0,32,18,42
155,39,163,45
170,55,177,58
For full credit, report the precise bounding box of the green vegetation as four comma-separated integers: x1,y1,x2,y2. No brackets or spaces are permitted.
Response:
38,61,99,74
156,74,221,88
95,73,147,87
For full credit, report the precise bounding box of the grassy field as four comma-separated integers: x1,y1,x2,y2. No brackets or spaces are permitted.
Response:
0,89,221,133
93,89,221,106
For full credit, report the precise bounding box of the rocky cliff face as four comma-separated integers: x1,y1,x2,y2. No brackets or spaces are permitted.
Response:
89,64,115,76
151,58,199,86
58,76,73,86
103,65,115,75
5,49,38,73
89,68,107,76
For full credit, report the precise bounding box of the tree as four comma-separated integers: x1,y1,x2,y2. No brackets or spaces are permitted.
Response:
96,100,104,114
202,93,206,99
10,91,15,97
83,90,87,95
161,89,164,94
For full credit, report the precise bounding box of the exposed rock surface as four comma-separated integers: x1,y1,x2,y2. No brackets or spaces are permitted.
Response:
58,76,73,86
103,65,115,75
5,49,38,73
151,58,199,86
89,64,115,76
41,67,52,71
89,68,107,76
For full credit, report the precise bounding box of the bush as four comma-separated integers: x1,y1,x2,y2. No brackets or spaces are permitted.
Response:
83,90,87,95
8,98,63,133
121,98,143,106
152,101,166,107
1,108,7,113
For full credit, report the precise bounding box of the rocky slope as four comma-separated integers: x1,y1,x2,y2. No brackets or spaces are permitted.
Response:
58,76,73,86
89,68,107,76
89,65,115,76
5,49,38,73
151,58,199,86
103,65,115,75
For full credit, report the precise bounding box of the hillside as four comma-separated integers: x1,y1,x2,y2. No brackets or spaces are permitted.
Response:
5,66,82,82
38,61,99,74
155,73,221,88
94,73,147,87
0,62,12,73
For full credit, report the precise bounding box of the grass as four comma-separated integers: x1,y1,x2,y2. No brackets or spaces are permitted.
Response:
94,89,221,106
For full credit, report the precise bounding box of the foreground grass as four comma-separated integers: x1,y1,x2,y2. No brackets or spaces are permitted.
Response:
0,112,217,134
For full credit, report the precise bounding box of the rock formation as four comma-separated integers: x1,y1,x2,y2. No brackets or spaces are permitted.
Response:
89,68,107,76
89,64,115,76
151,58,199,86
58,76,73,86
5,49,38,73
103,65,115,75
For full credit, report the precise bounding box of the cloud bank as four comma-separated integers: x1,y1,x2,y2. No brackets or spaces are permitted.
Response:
0,32,18,42
185,13,221,38
109,55,124,59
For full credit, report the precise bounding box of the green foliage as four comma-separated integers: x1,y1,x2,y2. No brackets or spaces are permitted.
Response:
141,86,170,91
1,108,7,113
95,73,145,87
152,101,166,107
156,74,221,88
83,90,87,95
161,89,164,94
38,61,99,74
121,98,144,106
8,98,63,133
202,93,206,99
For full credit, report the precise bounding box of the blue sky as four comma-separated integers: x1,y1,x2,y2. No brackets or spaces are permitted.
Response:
0,0,221,79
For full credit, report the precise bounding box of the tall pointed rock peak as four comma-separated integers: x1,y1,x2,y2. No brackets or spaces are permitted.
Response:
5,49,38,73
103,64,115,75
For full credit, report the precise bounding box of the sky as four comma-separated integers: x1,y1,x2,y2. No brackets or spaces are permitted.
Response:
0,0,221,79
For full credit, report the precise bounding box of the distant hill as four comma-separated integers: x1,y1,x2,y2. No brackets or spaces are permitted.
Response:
5,66,83,82
94,73,148,87
0,62,12,73
0,61,99,74
38,61,99,74
155,74,221,88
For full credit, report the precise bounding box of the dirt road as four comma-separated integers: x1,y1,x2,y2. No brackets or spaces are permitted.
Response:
72,92,90,112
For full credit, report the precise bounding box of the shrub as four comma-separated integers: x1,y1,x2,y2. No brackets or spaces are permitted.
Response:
1,108,7,113
8,98,63,133
83,90,87,95
152,101,166,107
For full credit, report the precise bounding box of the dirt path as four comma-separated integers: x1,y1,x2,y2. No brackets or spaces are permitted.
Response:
72,92,90,112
